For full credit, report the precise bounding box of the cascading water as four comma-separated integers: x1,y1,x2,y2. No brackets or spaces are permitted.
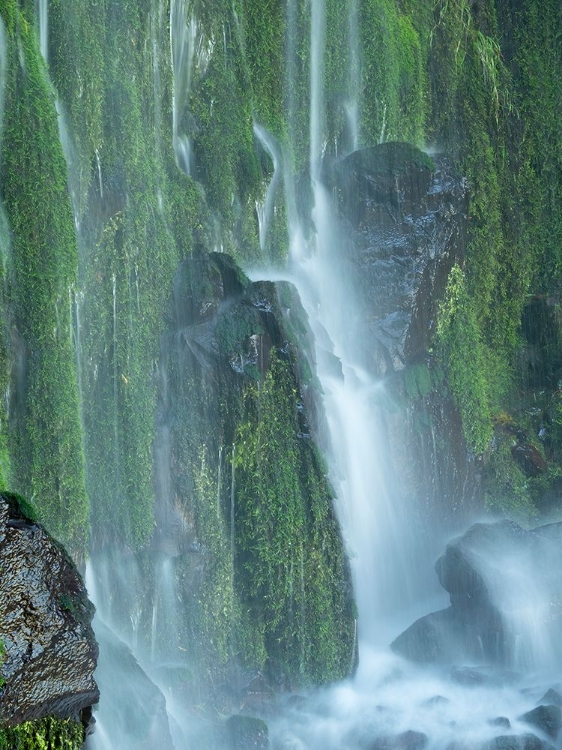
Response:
37,0,48,63
170,0,198,174
0,15,11,272
15,0,560,747
254,124,282,257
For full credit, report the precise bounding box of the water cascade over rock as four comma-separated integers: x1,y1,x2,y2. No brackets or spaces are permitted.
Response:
0,0,560,748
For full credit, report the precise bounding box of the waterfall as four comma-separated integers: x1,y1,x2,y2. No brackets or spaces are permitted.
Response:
3,1,557,748
0,16,11,273
253,123,282,256
345,0,360,152
170,0,197,174
37,0,48,63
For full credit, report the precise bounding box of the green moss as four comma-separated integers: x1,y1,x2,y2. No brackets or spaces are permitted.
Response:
483,433,536,521
233,353,354,685
359,0,428,146
0,717,84,750
0,7,88,552
437,266,493,454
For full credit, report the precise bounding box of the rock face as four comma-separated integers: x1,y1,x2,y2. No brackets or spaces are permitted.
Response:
93,621,174,750
325,142,479,533
327,141,469,373
0,492,99,726
392,520,562,667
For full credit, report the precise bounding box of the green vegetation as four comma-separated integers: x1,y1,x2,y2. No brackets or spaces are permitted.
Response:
233,353,354,684
436,266,493,454
0,6,87,553
0,717,84,750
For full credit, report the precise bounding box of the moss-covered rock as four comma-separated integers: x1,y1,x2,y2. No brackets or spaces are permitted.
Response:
158,252,355,690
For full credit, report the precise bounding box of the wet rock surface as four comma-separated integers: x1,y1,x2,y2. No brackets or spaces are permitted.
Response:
0,492,99,725
93,621,174,749
484,734,555,750
519,705,562,740
392,519,562,665
327,141,469,373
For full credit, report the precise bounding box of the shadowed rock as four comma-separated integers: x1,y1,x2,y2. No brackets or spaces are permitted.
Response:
392,520,562,666
519,705,562,740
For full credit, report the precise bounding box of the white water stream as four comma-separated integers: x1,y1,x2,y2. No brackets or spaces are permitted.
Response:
170,0,198,174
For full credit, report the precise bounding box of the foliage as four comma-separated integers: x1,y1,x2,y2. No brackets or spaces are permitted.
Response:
0,5,88,552
0,717,84,750
233,353,354,685
437,266,493,453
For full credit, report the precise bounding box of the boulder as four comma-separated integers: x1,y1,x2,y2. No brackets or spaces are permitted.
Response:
485,734,555,750
538,689,562,707
519,705,562,740
0,492,99,726
326,142,469,373
392,519,562,667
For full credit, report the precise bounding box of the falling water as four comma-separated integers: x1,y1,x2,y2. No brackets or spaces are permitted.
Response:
0,16,11,273
309,0,326,169
253,123,282,255
344,0,360,152
0,15,6,134
170,0,197,174
37,0,48,63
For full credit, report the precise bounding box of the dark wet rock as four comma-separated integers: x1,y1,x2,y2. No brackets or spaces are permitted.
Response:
392,519,562,666
173,252,285,381
538,689,562,707
93,621,174,749
485,734,555,750
391,607,466,663
489,717,511,729
226,714,269,749
0,492,99,726
519,705,562,739
370,730,428,750
326,142,469,373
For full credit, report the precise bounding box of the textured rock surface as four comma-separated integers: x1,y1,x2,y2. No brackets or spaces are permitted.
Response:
93,621,174,750
0,492,99,726
519,705,562,740
392,520,562,665
328,141,469,373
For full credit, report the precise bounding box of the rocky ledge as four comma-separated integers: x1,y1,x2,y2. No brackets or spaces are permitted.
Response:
0,492,99,728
